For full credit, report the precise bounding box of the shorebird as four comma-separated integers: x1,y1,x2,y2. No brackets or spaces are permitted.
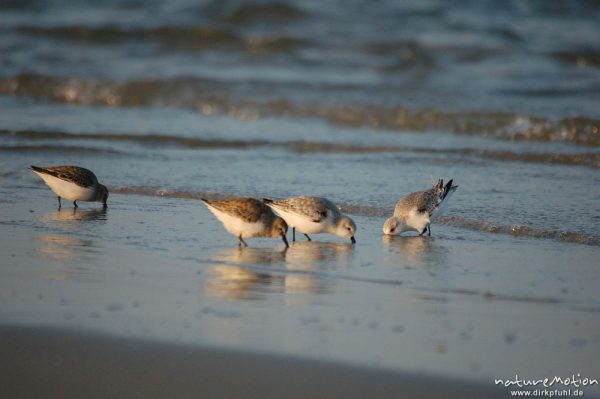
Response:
383,178,457,236
263,196,356,243
31,165,108,209
201,197,289,247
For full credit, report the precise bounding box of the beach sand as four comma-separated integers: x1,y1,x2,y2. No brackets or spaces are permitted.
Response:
0,325,508,399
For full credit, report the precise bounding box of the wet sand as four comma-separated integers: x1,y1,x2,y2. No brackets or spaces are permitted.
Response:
1,184,600,399
0,325,509,399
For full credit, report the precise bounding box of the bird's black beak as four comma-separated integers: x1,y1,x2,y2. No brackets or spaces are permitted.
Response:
350,236,356,244
282,234,289,248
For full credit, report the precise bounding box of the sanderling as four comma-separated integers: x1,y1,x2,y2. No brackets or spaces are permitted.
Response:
383,178,457,236
263,196,356,243
201,197,289,247
31,165,109,209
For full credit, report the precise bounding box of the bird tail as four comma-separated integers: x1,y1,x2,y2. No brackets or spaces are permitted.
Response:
436,178,444,194
31,165,60,179
30,165,47,174
442,179,458,200
431,178,458,220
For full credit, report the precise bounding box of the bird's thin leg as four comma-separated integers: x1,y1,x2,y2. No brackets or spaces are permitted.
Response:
427,223,431,237
304,234,312,241
238,236,248,247
57,196,62,210
73,200,78,208
292,227,296,242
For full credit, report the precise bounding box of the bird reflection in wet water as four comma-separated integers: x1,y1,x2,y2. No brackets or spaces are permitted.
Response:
205,247,285,301
284,241,354,302
35,208,107,280
382,235,446,268
35,234,101,282
36,234,94,262
204,241,355,302
41,207,107,224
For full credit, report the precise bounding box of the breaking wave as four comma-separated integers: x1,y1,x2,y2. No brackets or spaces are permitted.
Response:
2,129,598,168
437,216,600,246
2,73,599,146
0,130,271,149
17,25,309,54
0,144,121,155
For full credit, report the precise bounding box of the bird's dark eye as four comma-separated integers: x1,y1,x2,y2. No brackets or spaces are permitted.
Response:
390,228,395,232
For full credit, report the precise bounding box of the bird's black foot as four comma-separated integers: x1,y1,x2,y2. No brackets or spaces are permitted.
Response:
292,227,296,242
73,200,78,208
57,196,62,210
304,234,312,241
427,224,431,237
238,236,248,247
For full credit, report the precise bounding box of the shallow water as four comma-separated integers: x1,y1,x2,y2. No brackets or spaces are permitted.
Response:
1,185,600,392
1,0,600,393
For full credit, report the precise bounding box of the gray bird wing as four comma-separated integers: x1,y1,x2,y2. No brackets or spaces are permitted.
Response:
271,197,335,222
34,165,98,187
203,198,270,223
395,189,441,217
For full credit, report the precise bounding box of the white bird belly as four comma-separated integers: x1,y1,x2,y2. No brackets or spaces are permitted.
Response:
208,208,265,238
36,173,96,202
273,208,329,234
405,209,429,233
